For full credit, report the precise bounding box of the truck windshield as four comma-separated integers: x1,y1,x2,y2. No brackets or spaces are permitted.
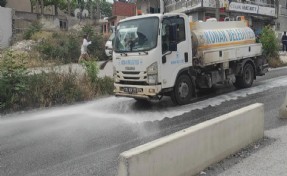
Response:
114,17,159,52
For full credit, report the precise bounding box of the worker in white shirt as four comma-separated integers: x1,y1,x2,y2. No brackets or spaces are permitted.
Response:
78,34,92,63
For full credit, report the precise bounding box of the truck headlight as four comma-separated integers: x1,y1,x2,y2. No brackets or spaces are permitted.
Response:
147,62,158,75
147,62,158,85
147,74,158,85
113,66,119,83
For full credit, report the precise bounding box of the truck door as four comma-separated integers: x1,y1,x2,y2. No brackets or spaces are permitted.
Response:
161,16,191,89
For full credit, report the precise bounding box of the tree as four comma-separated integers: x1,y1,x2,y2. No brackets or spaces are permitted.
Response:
86,0,112,19
0,0,7,7
259,25,279,58
100,1,112,17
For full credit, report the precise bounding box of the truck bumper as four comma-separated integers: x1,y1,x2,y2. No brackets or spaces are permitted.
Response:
114,83,162,100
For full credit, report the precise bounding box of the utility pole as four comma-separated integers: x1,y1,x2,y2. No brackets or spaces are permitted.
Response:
215,0,220,20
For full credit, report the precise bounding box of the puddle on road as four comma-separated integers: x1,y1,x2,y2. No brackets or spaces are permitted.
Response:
2,75,287,123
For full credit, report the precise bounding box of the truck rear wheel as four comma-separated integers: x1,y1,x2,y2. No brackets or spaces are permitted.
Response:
171,74,193,105
234,63,254,89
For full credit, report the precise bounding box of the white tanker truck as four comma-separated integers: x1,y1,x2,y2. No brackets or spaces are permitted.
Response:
112,13,268,105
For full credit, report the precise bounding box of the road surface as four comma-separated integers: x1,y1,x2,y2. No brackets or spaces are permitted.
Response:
1,67,287,176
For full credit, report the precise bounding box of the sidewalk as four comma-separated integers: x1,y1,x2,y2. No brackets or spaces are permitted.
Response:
280,52,287,63
218,125,287,176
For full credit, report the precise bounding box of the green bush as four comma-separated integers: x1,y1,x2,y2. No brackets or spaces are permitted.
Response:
26,72,91,107
0,54,114,113
82,60,99,83
88,33,108,61
81,60,113,95
23,21,43,40
37,32,80,63
259,26,279,58
96,76,114,95
0,51,29,110
81,25,108,61
34,25,108,64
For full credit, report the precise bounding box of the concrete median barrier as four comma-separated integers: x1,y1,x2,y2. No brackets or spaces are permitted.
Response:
117,103,264,176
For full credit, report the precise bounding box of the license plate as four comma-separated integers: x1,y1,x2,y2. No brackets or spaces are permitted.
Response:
123,87,137,94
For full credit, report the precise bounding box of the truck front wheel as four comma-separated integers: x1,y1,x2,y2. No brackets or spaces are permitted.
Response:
171,74,193,105
234,63,254,89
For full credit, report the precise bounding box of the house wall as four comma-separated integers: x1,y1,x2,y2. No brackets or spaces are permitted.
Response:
0,7,13,49
6,0,31,12
276,0,287,36
112,1,136,16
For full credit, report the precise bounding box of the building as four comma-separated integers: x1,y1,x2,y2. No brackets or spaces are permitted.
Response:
102,1,137,36
164,0,277,35
136,0,162,14
0,7,13,49
276,0,287,36
6,0,31,12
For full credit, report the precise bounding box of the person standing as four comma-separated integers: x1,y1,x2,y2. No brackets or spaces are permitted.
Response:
282,31,287,53
78,34,92,63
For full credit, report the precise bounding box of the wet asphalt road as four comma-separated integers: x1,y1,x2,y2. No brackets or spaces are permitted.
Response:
1,67,287,176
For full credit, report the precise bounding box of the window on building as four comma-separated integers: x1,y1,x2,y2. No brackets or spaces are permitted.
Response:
60,20,67,30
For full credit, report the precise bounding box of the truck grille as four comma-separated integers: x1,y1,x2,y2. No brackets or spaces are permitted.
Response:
123,77,140,80
119,80,148,85
117,71,147,85
122,71,141,75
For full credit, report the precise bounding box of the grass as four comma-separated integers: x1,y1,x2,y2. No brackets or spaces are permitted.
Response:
0,52,113,114
0,71,114,114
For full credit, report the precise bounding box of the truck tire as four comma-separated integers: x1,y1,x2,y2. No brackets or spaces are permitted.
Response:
171,74,193,105
234,63,254,89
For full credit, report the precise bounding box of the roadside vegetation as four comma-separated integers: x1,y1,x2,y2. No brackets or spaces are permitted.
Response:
259,26,286,68
22,21,108,64
0,22,113,114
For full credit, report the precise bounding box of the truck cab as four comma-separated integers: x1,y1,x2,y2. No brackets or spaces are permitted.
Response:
113,14,192,103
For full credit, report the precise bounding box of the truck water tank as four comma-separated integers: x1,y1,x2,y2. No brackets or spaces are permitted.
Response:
191,20,256,56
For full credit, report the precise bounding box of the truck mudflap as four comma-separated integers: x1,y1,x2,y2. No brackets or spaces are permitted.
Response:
257,63,269,76
114,83,162,100
256,55,269,76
